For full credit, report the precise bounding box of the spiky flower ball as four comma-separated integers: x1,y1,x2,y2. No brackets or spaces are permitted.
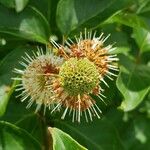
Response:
52,29,119,87
50,29,119,122
59,58,99,95
13,49,63,113
13,29,118,123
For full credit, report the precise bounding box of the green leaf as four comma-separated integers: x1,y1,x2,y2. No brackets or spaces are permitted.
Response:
111,47,130,54
106,12,150,31
53,119,125,150
1,95,46,146
29,0,60,34
116,55,150,111
56,0,132,34
49,127,87,150
15,114,45,146
0,5,50,43
105,109,150,150
0,0,29,12
15,0,29,12
132,27,150,53
119,115,150,150
0,81,16,117
0,121,41,150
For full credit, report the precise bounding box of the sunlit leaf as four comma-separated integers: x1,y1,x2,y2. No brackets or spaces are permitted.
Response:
0,81,16,116
49,127,87,150
0,0,29,12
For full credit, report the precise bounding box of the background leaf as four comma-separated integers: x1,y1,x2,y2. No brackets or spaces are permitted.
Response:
0,121,41,150
0,81,16,116
132,27,150,53
53,118,125,150
0,5,50,43
56,0,133,34
49,127,87,150
0,0,29,12
116,55,150,111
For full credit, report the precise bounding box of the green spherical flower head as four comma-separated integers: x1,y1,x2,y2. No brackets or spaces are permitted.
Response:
59,58,99,96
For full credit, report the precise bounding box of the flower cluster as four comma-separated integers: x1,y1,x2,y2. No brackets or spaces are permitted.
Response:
13,29,119,122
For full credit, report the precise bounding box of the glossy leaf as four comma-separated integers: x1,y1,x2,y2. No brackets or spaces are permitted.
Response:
53,119,125,150
29,0,60,34
0,0,29,12
1,93,45,147
49,127,87,150
116,55,150,111
0,121,41,150
0,5,50,43
132,27,150,53
106,12,150,31
0,81,16,116
56,0,132,34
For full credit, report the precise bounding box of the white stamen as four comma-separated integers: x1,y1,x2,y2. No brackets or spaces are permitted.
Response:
68,38,74,44
65,40,71,47
69,107,72,116
13,68,24,74
15,83,23,87
51,39,61,48
78,95,81,123
99,93,106,98
35,103,42,112
72,109,75,122
106,71,118,77
97,32,104,40
61,107,69,119
108,47,116,52
107,57,119,61
100,78,109,87
85,28,87,39
22,56,30,63
84,110,88,122
95,103,102,114
19,61,27,67
20,94,29,102
92,105,101,119
15,87,24,91
51,103,61,114
26,102,33,109
87,108,93,121
44,105,47,115
93,31,97,39
25,52,33,61
102,34,110,43
97,95,107,105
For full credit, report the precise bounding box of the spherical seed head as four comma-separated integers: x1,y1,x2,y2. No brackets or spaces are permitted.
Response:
13,52,64,112
59,58,99,96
